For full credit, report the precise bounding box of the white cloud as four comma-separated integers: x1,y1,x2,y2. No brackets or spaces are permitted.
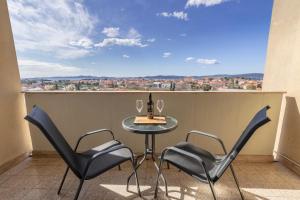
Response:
96,28,149,48
180,33,187,37
163,52,172,58
18,59,88,78
95,38,147,48
56,48,91,59
102,27,120,37
122,54,130,58
147,38,156,43
69,38,93,49
157,11,188,21
185,57,195,62
172,11,189,21
185,57,220,64
196,58,219,64
127,28,141,39
8,0,97,59
186,0,229,8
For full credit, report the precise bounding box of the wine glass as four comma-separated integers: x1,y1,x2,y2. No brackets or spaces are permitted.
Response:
136,100,143,115
156,99,164,116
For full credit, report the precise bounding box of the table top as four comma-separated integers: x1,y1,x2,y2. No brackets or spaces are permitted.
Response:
122,116,178,134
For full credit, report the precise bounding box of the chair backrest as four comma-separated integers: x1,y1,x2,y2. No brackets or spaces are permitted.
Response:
215,106,271,180
25,106,81,176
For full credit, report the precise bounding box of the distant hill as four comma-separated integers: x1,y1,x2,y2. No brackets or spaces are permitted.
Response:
198,73,264,80
22,73,263,81
143,73,263,80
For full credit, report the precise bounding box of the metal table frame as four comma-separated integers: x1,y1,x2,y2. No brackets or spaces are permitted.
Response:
123,116,177,195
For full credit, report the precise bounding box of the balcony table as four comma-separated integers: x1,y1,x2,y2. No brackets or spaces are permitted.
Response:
122,116,178,188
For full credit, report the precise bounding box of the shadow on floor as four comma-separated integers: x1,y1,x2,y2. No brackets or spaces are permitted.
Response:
0,158,299,200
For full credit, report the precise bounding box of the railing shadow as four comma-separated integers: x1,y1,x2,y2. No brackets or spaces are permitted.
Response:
276,96,300,162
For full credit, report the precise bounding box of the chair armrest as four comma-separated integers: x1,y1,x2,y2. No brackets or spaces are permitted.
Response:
74,129,116,152
186,130,228,154
83,144,134,176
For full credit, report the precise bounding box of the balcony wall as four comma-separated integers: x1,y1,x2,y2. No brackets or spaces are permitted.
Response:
263,0,300,173
0,0,32,171
25,91,283,156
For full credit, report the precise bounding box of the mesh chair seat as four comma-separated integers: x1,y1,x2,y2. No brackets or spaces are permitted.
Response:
163,141,225,182
81,141,132,179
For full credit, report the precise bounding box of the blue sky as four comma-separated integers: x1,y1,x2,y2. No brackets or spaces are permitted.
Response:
8,0,274,78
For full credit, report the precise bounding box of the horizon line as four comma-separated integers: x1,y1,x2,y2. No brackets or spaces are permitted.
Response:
21,72,264,79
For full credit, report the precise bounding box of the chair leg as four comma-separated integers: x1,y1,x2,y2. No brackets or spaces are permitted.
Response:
74,179,84,200
127,154,146,192
57,167,69,195
154,158,168,198
208,181,217,200
202,163,217,200
161,173,168,197
230,165,245,200
130,159,141,197
167,162,170,169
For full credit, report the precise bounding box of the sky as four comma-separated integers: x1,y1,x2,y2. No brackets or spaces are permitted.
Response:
7,0,274,78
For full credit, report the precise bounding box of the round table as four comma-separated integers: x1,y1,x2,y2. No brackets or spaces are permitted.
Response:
122,116,178,188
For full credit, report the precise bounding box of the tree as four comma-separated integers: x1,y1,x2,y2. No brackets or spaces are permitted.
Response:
191,82,199,90
75,82,81,90
246,84,257,90
202,84,212,91
170,82,176,91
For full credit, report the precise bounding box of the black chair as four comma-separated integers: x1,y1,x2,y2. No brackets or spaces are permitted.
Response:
25,106,141,200
154,106,271,200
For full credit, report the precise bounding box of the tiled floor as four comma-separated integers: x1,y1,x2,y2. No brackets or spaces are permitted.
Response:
0,157,299,200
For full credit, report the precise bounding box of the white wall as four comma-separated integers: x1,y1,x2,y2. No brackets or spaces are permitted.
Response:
0,0,32,168
263,0,300,170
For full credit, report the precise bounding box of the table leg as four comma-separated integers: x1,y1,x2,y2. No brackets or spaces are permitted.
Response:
151,134,155,160
126,134,149,191
151,134,170,169
126,133,168,196
151,134,168,196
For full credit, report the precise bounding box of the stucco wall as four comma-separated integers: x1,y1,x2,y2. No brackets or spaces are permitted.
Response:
25,92,282,155
263,0,300,168
0,0,32,167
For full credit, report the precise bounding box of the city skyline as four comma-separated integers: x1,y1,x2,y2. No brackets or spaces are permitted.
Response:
8,0,274,78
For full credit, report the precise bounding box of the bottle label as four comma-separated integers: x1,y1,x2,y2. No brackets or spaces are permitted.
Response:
147,103,154,119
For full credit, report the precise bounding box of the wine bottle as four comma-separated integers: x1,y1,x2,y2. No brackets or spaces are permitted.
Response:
147,93,154,119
